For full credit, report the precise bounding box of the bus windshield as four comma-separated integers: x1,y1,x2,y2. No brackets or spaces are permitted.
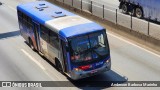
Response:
69,31,109,65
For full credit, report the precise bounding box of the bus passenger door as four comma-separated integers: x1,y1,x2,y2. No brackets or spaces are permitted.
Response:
32,21,41,52
61,40,69,73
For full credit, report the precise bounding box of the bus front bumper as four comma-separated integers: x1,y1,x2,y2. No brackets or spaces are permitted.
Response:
70,59,111,80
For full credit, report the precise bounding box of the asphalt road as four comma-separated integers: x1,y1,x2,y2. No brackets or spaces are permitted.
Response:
0,0,160,90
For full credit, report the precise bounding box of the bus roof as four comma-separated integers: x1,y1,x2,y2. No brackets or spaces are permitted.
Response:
17,1,105,38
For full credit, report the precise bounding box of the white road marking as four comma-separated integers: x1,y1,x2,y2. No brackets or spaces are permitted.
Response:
21,49,64,81
21,49,46,70
44,70,63,81
43,71,56,80
7,6,16,11
21,49,63,80
3,4,16,12
107,32,160,58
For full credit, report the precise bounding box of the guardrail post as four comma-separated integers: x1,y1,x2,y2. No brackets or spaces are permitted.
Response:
131,13,133,30
63,0,64,4
91,1,92,14
116,9,117,24
72,0,73,7
148,16,150,35
81,0,82,11
103,5,104,19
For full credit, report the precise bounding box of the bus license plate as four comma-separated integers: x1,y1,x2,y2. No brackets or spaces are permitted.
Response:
90,70,97,74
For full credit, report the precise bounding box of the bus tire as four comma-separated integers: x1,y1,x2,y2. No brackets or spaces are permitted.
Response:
121,3,128,14
29,38,35,51
55,59,63,73
135,7,143,18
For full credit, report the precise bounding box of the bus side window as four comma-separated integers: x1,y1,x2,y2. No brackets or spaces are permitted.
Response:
49,30,59,49
22,14,27,28
40,25,49,42
24,14,30,28
28,17,32,25
27,17,32,31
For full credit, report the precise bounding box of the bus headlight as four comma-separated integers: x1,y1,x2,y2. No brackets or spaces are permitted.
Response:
106,59,110,63
74,68,82,72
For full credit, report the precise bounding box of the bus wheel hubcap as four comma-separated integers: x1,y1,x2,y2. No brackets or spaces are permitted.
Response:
136,8,142,18
122,4,127,14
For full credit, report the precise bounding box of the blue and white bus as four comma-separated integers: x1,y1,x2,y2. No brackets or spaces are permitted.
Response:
17,1,111,80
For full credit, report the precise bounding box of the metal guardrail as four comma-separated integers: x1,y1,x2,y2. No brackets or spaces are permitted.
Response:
54,0,160,40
